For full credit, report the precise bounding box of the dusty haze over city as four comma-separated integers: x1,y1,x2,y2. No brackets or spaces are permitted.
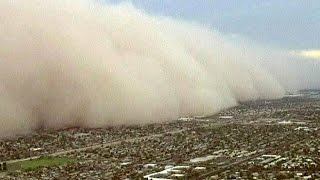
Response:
0,0,319,138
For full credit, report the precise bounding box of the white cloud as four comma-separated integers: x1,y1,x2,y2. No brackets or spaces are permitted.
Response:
292,49,320,59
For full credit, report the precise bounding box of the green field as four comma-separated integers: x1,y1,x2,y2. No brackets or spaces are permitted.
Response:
8,156,76,172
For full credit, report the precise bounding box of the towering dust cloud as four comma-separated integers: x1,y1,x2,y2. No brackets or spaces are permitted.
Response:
1,0,314,138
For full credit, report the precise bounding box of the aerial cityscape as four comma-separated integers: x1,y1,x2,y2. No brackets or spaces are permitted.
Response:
1,90,319,179
1,0,320,179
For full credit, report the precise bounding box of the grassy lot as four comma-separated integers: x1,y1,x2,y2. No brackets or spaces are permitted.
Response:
7,156,76,172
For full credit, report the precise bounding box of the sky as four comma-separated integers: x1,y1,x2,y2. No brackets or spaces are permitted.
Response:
105,0,319,53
